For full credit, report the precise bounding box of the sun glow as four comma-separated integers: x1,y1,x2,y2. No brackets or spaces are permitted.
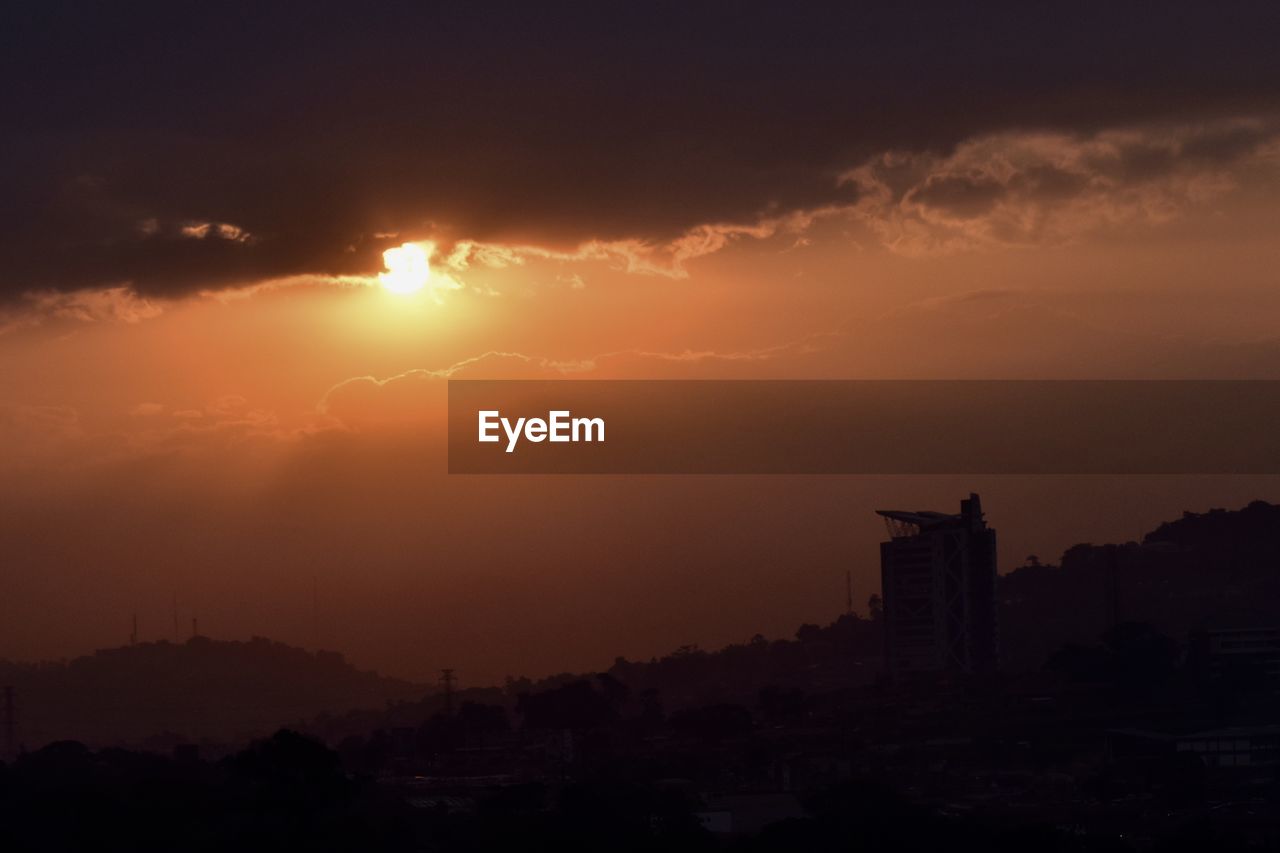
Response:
379,242,432,294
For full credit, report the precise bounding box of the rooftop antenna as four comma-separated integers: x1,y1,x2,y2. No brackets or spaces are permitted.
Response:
440,669,456,717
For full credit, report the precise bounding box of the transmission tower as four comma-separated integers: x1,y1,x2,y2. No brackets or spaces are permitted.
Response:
440,669,456,717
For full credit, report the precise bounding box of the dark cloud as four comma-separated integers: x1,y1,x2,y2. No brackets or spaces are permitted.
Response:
3,1,1280,297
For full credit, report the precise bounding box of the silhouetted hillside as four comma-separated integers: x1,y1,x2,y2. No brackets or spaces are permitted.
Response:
1143,500,1280,569
0,636,424,750
601,614,883,709
306,613,886,748
9,501,1280,753
557,500,1280,707
274,500,1280,750
530,499,1280,706
1000,500,1280,670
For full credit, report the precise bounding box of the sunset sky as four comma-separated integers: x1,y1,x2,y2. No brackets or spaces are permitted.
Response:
4,3,1280,682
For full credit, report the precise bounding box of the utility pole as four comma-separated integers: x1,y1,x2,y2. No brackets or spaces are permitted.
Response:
312,575,319,651
440,669,456,717
2,686,15,761
845,571,853,616
1108,545,1121,630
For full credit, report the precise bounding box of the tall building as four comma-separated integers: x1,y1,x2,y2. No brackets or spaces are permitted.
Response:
877,493,998,676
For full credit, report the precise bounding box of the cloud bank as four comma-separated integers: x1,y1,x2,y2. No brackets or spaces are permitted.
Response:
4,3,1280,299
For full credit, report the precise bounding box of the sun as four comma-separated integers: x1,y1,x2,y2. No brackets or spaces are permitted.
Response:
378,242,432,294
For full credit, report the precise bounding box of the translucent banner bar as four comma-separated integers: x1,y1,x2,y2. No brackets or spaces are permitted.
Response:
447,380,1280,474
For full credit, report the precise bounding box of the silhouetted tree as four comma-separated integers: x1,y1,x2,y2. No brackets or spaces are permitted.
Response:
517,680,619,730
668,703,752,742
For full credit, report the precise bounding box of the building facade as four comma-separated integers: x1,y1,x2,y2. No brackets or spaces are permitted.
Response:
878,493,998,676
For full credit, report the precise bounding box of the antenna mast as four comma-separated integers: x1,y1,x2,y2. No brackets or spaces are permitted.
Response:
440,669,456,717
312,575,319,650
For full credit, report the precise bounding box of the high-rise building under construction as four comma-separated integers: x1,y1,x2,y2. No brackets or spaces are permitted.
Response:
877,493,998,676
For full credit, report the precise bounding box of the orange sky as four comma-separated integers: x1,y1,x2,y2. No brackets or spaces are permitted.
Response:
4,117,1280,681
6,0,1280,684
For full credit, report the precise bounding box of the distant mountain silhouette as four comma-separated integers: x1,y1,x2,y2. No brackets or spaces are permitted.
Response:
8,501,1280,753
0,636,424,750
